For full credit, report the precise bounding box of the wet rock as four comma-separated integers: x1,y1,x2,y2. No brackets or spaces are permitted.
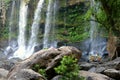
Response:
0,40,8,48
51,75,63,80
79,62,96,70
67,42,82,50
1,58,22,70
98,57,120,69
115,62,120,70
88,67,96,72
34,44,43,52
0,51,7,60
4,46,14,57
0,68,9,80
95,67,106,73
8,69,45,80
57,41,67,47
0,60,4,68
79,70,113,80
104,69,120,79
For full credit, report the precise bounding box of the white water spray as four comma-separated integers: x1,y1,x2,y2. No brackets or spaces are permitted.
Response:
89,0,107,60
13,0,28,59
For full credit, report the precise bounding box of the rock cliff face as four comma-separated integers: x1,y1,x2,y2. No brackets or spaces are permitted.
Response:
0,0,88,25
0,0,6,26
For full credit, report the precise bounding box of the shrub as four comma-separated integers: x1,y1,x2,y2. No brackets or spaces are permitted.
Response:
54,56,85,80
32,64,47,78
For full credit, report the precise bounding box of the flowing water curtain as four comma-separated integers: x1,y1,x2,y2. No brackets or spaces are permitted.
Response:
89,0,98,55
43,0,59,48
88,0,107,61
8,0,19,48
8,1,15,43
13,0,28,59
26,0,44,58
49,0,59,48
43,0,54,48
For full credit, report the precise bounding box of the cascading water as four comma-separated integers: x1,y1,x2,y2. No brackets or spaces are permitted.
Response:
43,0,58,48
13,0,28,58
89,0,98,57
4,0,20,56
43,0,53,48
50,0,59,48
5,0,58,59
88,0,108,61
26,0,44,58
8,1,15,45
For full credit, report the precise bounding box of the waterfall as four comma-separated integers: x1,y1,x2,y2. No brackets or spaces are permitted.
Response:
4,0,20,56
26,0,44,58
13,0,28,58
89,0,107,60
89,0,97,56
5,0,59,59
8,1,15,45
43,0,58,48
43,0,53,48
4,1,16,56
50,0,59,48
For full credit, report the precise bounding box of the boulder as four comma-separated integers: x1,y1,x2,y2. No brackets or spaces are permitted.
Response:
79,70,113,80
79,62,96,70
1,58,22,70
95,67,106,73
7,46,82,80
0,68,9,80
8,69,45,80
97,57,120,70
115,62,120,70
104,69,120,79
51,75,63,80
88,67,96,72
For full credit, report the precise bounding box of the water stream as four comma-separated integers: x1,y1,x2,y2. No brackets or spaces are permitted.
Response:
13,0,28,58
43,0,58,48
8,1,15,45
43,0,53,48
88,0,107,60
26,0,44,58
4,0,19,56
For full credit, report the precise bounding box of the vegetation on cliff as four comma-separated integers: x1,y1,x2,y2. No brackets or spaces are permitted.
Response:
0,0,120,44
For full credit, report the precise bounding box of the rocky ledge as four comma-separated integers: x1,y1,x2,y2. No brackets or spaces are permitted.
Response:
0,46,119,80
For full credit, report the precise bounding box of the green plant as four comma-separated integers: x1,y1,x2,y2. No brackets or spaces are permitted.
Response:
32,64,47,78
0,25,9,40
54,56,85,80
3,0,11,10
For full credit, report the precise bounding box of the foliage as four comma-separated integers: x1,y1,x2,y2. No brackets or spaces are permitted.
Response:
57,2,90,43
0,25,9,41
84,0,120,36
100,0,120,36
3,0,11,10
32,64,47,78
54,56,85,80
